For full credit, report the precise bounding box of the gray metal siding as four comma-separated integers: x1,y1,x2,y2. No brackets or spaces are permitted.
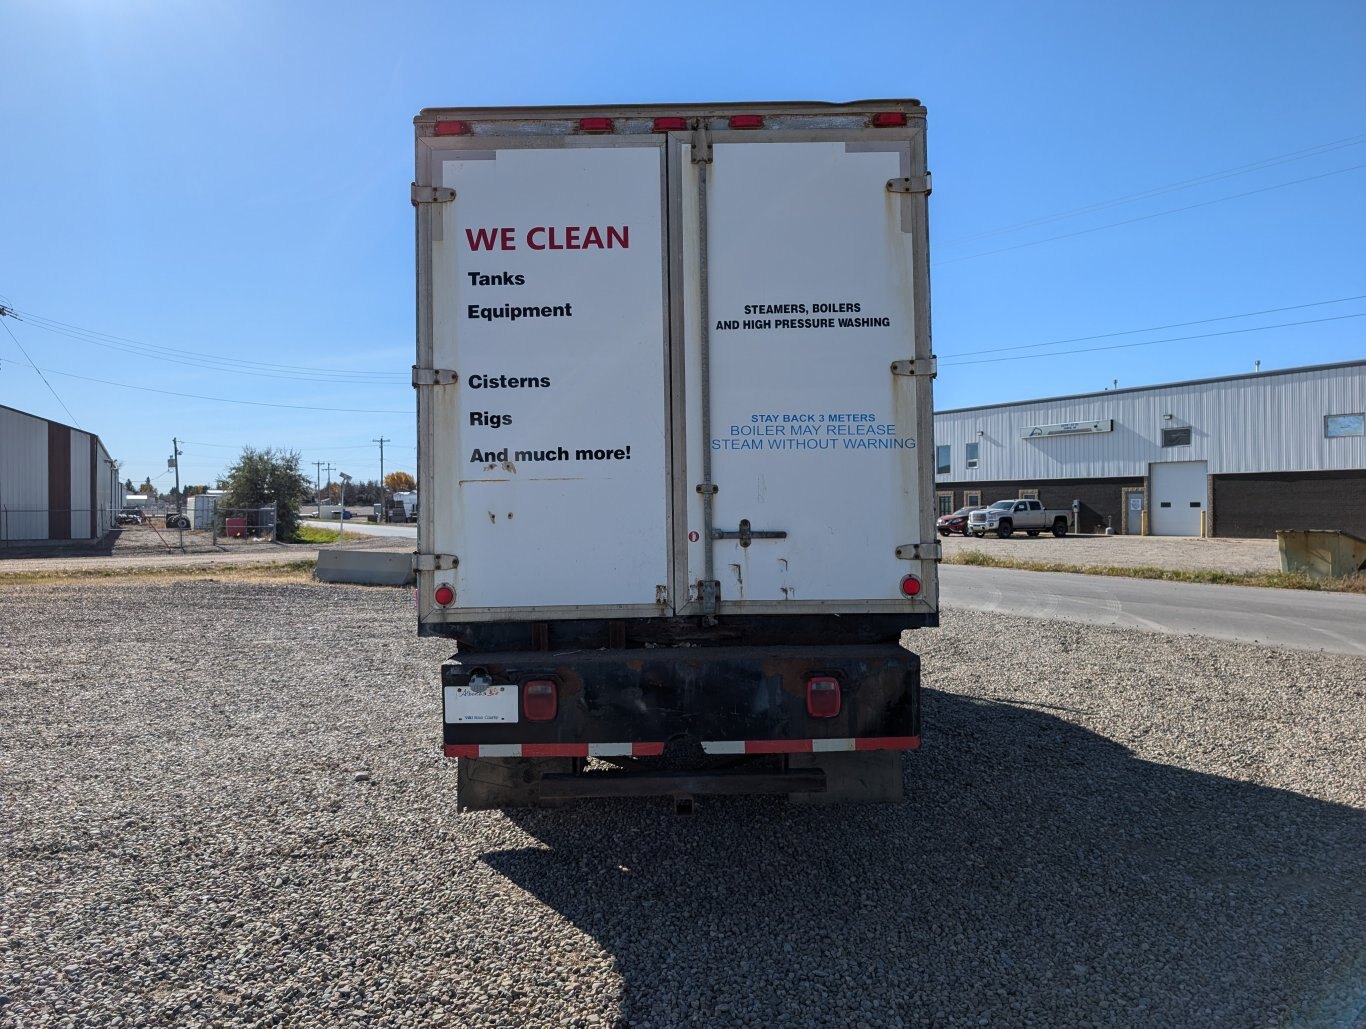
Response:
0,407,50,541
1,406,117,542
936,363,1366,483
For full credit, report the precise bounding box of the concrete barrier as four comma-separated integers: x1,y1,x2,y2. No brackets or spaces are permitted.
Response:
1277,529,1366,579
315,549,415,587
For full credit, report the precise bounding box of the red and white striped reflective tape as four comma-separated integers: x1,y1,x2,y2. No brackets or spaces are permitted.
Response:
701,736,919,755
444,742,666,759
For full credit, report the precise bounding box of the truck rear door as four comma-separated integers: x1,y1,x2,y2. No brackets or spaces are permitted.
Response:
674,127,937,616
415,132,672,622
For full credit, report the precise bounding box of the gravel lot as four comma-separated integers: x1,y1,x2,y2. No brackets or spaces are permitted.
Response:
940,532,1281,574
2,581,1363,1027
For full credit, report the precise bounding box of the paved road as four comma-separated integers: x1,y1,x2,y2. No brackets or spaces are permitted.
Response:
302,519,416,539
941,564,1366,656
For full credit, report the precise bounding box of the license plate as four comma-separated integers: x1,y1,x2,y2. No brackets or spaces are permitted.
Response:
443,684,518,723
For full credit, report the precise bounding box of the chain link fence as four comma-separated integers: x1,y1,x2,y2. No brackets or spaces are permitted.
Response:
1,503,280,549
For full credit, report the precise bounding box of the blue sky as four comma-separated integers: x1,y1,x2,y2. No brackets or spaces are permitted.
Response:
2,0,1363,490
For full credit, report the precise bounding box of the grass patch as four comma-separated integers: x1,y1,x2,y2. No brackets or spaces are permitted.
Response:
0,559,319,587
292,525,342,544
944,549,1366,594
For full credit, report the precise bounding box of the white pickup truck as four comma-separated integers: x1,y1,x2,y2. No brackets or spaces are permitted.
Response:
968,499,1070,538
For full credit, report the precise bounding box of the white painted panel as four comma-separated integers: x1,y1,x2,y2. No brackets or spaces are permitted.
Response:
0,407,50,540
682,141,922,605
430,145,668,609
1149,461,1206,536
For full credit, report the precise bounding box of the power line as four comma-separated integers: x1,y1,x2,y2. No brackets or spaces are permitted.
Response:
942,294,1366,358
940,311,1366,367
936,162,1366,265
28,365,413,414
938,131,1366,248
0,308,82,427
11,308,409,383
179,438,415,452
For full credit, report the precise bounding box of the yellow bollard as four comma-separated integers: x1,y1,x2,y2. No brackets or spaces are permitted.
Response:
1141,510,1148,536
1201,510,1207,538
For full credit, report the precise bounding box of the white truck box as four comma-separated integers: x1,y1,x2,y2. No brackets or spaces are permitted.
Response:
413,101,939,809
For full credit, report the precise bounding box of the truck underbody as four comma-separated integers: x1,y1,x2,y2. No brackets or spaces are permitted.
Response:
445,642,917,808
443,642,921,811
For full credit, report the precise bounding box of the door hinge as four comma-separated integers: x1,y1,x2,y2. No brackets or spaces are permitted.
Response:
414,553,459,572
895,542,942,561
712,519,787,549
411,184,456,206
412,366,459,387
891,357,937,379
691,120,713,164
699,579,720,615
887,174,932,196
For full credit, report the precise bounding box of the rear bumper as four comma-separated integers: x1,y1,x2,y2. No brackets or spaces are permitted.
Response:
441,644,920,757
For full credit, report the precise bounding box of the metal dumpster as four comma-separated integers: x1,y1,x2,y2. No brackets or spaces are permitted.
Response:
1277,529,1366,579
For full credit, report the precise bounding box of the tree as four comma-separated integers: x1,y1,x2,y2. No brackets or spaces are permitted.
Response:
385,471,416,493
220,447,310,542
137,477,158,499
124,478,135,494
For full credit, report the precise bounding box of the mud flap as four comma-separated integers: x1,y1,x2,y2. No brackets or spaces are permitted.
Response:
787,751,905,805
456,756,577,812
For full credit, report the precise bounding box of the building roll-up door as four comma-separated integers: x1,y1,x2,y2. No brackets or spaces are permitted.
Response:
1149,461,1207,536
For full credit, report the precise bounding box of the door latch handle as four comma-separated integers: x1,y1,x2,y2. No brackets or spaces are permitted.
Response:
711,518,786,549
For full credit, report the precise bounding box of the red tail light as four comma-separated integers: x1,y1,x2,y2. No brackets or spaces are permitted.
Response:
434,584,455,606
728,114,764,129
653,117,688,132
579,117,614,133
900,575,922,598
433,120,471,136
523,680,558,721
806,676,841,718
871,112,908,127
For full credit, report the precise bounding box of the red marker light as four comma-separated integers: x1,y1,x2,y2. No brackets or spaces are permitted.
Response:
434,584,455,606
806,677,841,718
433,120,471,136
900,575,922,598
579,117,614,133
871,112,908,128
653,117,688,132
728,114,764,129
523,680,558,721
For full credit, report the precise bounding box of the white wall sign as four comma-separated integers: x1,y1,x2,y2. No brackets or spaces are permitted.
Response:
1020,419,1114,439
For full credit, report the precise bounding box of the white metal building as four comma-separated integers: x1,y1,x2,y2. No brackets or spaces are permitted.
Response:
933,360,1366,538
0,404,120,544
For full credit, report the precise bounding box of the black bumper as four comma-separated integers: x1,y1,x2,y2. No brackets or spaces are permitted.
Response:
441,644,920,755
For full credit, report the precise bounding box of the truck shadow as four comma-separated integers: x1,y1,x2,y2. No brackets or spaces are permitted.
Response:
484,689,1366,1027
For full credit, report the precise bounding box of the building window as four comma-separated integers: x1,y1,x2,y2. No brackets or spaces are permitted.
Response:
937,492,954,516
965,491,982,507
1162,426,1192,447
1325,413,1364,438
965,441,979,469
1019,489,1039,500
936,445,950,475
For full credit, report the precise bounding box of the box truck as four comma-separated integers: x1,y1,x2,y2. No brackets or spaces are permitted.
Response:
412,101,939,810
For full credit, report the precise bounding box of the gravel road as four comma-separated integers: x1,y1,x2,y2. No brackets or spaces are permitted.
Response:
2,582,1363,1027
940,532,1282,574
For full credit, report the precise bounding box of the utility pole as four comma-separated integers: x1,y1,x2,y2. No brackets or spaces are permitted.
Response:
373,437,390,522
312,460,325,509
170,438,184,545
321,462,334,515
338,472,351,541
